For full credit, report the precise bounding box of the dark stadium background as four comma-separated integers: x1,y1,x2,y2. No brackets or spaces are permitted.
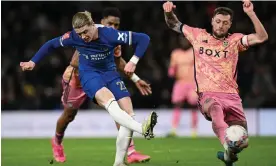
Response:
2,1,276,110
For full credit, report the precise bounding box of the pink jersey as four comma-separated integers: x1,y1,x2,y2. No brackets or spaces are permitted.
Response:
181,24,249,94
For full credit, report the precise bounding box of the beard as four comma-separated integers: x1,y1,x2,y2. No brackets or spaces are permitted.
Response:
212,30,228,39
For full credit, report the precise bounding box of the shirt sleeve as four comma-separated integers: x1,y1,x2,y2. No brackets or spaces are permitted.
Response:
237,34,249,52
102,27,150,58
59,31,75,47
31,37,62,63
180,24,203,45
31,32,75,63
102,27,133,46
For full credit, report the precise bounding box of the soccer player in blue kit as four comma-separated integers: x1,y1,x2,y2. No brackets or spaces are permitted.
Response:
20,11,157,166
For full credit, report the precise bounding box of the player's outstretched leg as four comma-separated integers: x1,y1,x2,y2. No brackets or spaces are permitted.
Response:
208,104,228,143
51,107,78,162
107,99,157,139
95,88,157,166
218,122,249,166
96,87,158,138
208,103,237,165
217,151,238,166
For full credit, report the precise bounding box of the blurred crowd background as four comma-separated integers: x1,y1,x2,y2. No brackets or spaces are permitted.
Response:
2,1,276,110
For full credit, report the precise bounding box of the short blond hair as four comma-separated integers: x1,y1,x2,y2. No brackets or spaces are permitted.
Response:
72,11,93,29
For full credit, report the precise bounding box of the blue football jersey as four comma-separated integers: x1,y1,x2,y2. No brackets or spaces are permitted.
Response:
59,25,133,72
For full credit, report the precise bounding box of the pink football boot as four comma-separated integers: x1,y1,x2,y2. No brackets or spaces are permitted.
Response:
51,137,66,162
127,151,151,163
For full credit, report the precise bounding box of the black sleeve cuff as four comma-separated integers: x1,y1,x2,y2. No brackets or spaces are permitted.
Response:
180,23,184,33
240,38,246,47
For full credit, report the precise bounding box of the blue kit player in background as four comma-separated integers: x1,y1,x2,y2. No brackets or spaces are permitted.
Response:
20,11,158,166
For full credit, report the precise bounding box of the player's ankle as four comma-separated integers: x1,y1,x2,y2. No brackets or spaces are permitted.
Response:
127,149,135,156
54,136,63,145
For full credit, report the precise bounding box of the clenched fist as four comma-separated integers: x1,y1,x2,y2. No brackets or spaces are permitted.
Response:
20,61,36,71
163,1,176,13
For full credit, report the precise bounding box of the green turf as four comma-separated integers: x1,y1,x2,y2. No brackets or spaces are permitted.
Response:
2,137,276,166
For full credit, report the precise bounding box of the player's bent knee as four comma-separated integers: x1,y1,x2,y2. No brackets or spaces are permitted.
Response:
67,111,77,122
64,108,78,122
62,99,83,110
201,98,219,121
117,97,135,116
95,87,116,108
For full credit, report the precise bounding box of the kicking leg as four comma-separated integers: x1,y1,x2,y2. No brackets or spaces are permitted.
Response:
209,104,237,165
221,98,249,165
95,87,157,137
207,104,236,164
94,88,157,166
201,98,236,165
208,104,228,145
218,103,249,165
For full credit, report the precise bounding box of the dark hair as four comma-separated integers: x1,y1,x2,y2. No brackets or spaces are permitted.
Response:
213,7,234,21
102,7,121,18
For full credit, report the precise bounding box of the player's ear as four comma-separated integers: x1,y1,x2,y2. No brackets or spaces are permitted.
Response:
211,18,215,26
100,19,104,25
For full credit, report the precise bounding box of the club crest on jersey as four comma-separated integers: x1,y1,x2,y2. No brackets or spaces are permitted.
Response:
63,32,70,40
223,41,229,47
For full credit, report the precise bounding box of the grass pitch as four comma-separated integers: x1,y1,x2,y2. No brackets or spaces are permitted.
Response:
2,137,276,166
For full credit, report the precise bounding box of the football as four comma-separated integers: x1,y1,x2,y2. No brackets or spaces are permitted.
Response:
225,125,249,152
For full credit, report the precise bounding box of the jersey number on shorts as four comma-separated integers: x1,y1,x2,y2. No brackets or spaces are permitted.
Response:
116,81,127,91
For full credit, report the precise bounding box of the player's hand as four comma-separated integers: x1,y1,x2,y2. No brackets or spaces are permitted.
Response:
135,79,152,96
20,61,35,71
163,1,176,13
114,45,122,57
124,61,136,77
243,0,254,15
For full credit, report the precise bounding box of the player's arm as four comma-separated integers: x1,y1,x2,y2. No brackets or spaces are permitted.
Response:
163,2,182,33
243,1,268,46
115,56,141,82
113,45,140,81
114,46,152,95
115,56,126,74
104,27,150,76
105,28,150,61
20,32,74,71
20,37,62,71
